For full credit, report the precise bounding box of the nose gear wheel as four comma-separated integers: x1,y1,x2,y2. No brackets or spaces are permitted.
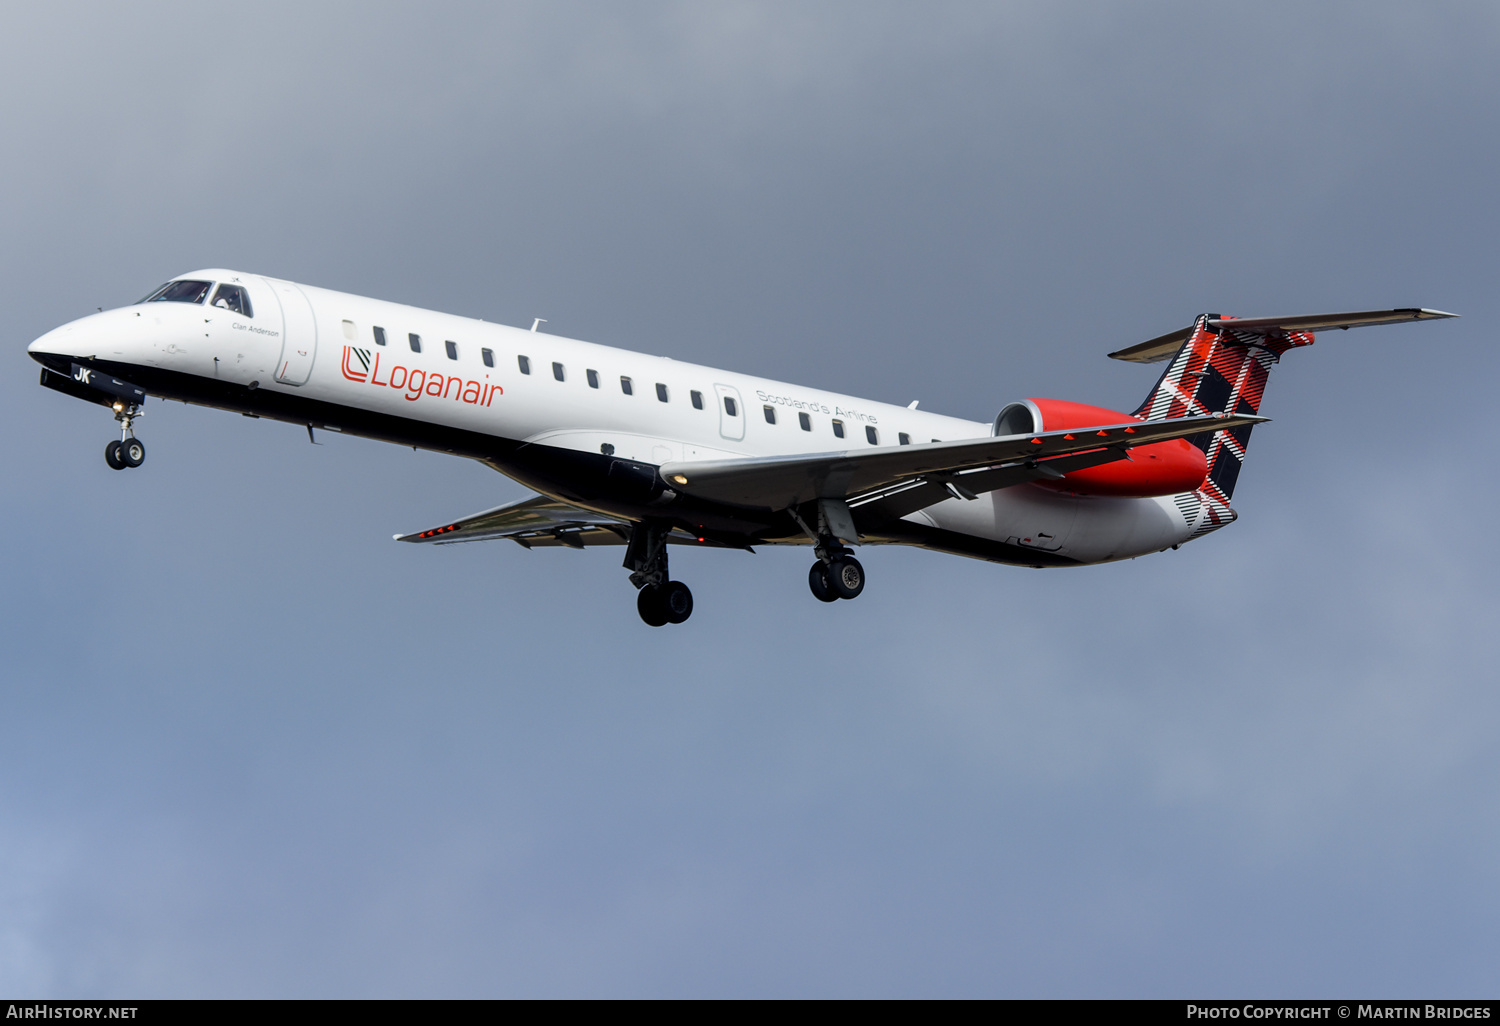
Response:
105,402,146,470
120,437,145,467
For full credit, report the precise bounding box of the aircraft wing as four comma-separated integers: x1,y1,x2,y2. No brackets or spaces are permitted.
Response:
394,494,632,549
657,412,1264,512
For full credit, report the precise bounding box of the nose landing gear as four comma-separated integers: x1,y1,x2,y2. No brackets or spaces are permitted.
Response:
105,403,145,471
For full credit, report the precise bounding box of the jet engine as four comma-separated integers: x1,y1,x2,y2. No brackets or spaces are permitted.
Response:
994,398,1208,497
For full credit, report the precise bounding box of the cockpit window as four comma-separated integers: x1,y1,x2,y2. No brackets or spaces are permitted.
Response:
210,284,252,317
141,279,213,305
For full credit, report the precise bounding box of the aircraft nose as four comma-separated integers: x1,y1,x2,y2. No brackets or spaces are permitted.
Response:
28,308,128,367
28,321,84,369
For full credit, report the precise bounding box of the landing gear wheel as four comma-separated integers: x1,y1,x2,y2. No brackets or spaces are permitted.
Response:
829,556,865,600
661,581,694,624
637,584,670,627
120,437,145,468
808,562,838,602
104,440,125,470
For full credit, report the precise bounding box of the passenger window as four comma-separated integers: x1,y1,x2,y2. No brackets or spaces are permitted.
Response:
866,426,879,445
445,340,458,360
552,362,565,382
799,412,811,431
409,333,421,353
342,319,356,340
210,284,253,316
690,390,704,410
656,383,669,402
143,279,213,305
518,355,531,374
763,405,776,425
899,432,910,445
723,396,738,417
586,369,599,389
832,419,844,439
481,348,494,367
621,376,633,395
373,326,387,346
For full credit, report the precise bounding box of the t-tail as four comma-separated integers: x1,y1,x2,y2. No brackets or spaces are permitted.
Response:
1110,307,1457,531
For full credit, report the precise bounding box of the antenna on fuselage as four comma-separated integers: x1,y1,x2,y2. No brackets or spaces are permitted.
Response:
531,318,547,332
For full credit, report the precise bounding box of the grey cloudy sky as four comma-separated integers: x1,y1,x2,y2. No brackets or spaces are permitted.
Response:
2,1,1497,997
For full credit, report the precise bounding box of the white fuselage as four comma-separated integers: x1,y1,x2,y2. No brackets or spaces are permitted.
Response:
28,269,1202,565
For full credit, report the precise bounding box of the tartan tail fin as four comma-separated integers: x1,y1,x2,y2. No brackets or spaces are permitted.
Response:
1111,307,1455,502
1129,314,1312,501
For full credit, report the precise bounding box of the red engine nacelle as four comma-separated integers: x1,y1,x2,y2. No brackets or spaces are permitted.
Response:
994,398,1208,498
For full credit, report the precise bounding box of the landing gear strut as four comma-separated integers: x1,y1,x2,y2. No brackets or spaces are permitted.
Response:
625,521,693,626
105,403,145,471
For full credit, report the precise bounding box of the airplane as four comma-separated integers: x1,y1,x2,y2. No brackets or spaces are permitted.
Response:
27,269,1454,625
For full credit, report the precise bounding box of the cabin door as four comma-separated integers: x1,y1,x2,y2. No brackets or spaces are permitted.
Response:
264,278,318,385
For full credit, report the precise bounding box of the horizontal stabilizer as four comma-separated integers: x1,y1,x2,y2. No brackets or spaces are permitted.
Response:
1110,308,1458,363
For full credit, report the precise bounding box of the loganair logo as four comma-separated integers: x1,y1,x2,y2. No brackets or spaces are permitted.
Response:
341,346,503,406
342,346,372,380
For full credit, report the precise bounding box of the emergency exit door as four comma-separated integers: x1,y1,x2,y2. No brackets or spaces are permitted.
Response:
714,383,745,441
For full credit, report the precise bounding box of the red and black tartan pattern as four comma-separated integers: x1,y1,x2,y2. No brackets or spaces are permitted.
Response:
1133,314,1313,526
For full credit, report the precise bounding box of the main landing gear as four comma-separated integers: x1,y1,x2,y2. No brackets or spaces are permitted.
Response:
808,554,865,602
794,500,867,604
104,403,145,471
625,521,693,626
637,580,693,627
